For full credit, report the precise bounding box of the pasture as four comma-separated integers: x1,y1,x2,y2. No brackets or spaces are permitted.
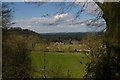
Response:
29,51,90,78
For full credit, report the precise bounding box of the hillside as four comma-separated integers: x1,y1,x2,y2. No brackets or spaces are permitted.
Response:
2,27,42,38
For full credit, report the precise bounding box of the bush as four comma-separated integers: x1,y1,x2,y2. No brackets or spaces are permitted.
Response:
2,34,32,78
82,34,106,80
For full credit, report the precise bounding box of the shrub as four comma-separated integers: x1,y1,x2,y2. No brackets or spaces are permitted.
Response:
2,34,32,78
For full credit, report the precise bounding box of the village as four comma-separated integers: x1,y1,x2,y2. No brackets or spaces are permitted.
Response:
45,40,91,53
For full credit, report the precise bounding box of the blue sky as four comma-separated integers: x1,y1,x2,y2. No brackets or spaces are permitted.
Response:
12,2,59,20
7,2,105,33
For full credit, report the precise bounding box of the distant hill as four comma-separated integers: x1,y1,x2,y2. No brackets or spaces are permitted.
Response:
40,32,104,42
2,27,42,38
2,27,104,43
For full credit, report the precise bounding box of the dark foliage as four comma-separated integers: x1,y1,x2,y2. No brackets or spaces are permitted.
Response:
41,32,103,43
2,28,43,78
2,28,31,78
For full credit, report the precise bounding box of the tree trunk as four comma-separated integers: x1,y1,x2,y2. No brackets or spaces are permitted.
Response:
96,2,120,80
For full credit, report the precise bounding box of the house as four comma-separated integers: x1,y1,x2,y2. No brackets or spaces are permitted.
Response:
70,40,79,44
54,42,64,46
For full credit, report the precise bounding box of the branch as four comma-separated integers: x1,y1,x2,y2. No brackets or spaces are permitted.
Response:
93,0,105,11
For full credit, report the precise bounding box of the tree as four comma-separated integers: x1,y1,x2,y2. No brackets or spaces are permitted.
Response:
73,1,120,79
81,33,106,79
77,1,120,80
2,3,33,78
2,2,13,28
96,2,120,80
2,34,32,78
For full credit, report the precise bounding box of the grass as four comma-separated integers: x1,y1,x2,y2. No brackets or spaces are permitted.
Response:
29,51,90,78
63,44,81,48
34,43,82,52
57,44,81,49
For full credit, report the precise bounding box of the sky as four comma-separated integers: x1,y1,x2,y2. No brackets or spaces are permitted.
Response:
3,2,106,33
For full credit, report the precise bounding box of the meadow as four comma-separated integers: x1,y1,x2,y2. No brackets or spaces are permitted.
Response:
29,51,90,78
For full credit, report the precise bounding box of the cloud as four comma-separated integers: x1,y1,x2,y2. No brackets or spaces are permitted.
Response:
53,13,69,20
48,13,70,26
14,13,71,27
85,2,102,15
12,13,89,33
74,2,102,15
12,13,105,33
27,25,32,28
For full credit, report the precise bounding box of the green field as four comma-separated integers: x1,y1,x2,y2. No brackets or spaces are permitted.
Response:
30,51,90,78
34,43,82,52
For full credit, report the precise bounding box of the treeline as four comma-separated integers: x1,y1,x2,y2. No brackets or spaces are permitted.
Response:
3,27,42,39
2,27,44,79
41,32,104,43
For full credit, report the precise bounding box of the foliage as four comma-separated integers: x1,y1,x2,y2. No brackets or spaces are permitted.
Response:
2,34,32,78
81,33,105,60
41,32,103,43
2,28,43,78
89,2,120,80
83,33,120,80
81,33,106,80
